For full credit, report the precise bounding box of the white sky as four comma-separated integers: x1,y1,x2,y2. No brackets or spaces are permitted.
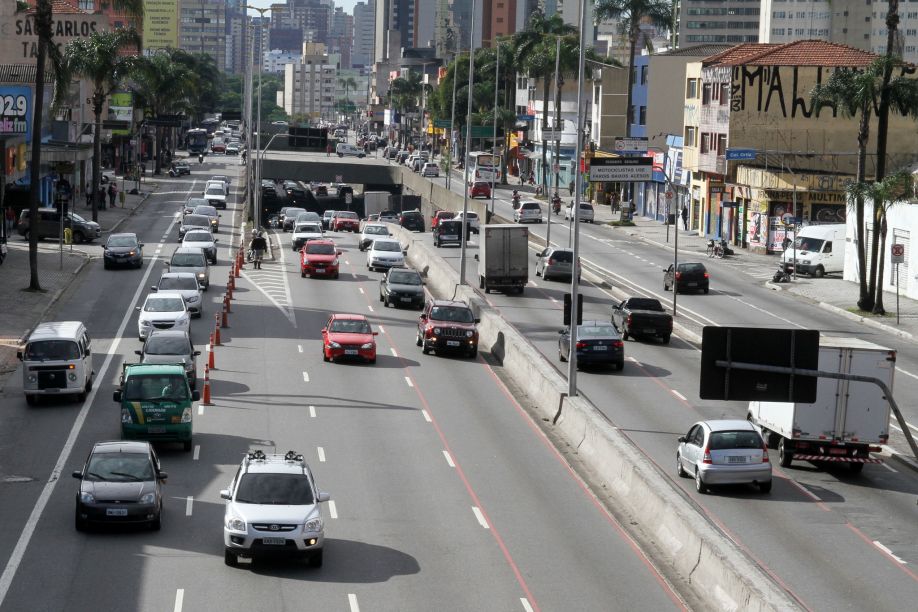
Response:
246,0,360,16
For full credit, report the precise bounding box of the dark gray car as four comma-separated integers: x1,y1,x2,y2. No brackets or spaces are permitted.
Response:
179,214,211,240
103,233,144,269
135,330,200,389
379,267,425,309
168,247,210,290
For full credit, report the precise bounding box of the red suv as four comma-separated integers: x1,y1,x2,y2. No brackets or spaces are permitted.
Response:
332,211,360,232
416,299,479,358
300,239,341,278
469,181,491,199
430,210,455,230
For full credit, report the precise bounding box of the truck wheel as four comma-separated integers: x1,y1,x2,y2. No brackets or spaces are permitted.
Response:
778,438,794,467
813,265,825,278
848,462,865,474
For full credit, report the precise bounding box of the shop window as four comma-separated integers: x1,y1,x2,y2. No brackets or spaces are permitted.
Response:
700,132,711,153
702,83,712,105
716,134,727,155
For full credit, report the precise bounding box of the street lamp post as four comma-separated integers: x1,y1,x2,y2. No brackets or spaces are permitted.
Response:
458,0,477,286
547,35,560,246
489,41,500,219
246,5,270,229
447,58,459,190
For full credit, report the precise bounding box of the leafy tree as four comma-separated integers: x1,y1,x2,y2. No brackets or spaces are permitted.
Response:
58,28,140,221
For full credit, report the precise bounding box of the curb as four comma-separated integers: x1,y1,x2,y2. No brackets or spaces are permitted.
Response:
886,447,918,474
817,301,915,341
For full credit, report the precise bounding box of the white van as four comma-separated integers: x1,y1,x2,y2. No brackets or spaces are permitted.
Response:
336,143,366,158
781,223,846,277
18,321,94,405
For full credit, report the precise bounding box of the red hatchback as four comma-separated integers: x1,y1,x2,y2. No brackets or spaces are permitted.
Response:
332,211,360,232
469,181,491,199
300,239,341,278
322,314,377,363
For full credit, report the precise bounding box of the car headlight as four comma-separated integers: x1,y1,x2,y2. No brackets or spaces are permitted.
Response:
197,273,206,279
181,406,192,423
225,516,246,531
128,250,136,256
140,320,151,327
140,492,156,504
433,327,441,335
465,330,474,338
360,342,374,349
121,408,133,424
328,341,341,349
79,492,95,504
68,372,77,381
304,518,324,532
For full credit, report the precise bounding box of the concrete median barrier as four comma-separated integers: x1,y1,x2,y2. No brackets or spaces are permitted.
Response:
390,224,800,612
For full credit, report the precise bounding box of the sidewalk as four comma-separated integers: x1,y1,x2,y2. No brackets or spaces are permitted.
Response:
0,183,158,386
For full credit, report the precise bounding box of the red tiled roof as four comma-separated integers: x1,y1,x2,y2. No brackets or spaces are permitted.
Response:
25,0,90,14
704,40,878,68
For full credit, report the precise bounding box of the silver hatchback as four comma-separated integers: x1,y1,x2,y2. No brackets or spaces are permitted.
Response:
676,420,772,494
536,247,581,282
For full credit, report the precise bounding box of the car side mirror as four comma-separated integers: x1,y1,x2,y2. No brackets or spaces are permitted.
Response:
372,332,379,336
113,390,122,402
219,489,231,500
612,304,621,310
678,436,687,443
317,491,331,503
72,470,82,479
16,351,23,360
135,306,141,311
158,472,168,481
134,350,142,356
191,390,201,402
474,318,480,324
558,329,566,334
474,254,479,261
194,351,201,356
139,243,144,248
337,250,342,255
214,239,218,243
150,286,158,291
419,314,427,320
321,327,327,333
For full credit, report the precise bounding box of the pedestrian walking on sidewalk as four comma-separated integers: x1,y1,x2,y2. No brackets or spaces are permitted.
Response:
107,183,117,209
4,206,15,232
249,231,268,269
681,205,688,230
85,183,93,208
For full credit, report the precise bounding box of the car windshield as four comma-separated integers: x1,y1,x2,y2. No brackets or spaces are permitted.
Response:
205,187,224,196
329,319,371,333
373,241,401,252
107,236,137,248
144,335,190,355
145,297,185,312
286,209,305,217
628,298,664,311
171,254,206,267
296,224,321,233
578,325,617,337
709,430,763,450
123,374,189,401
235,473,314,505
795,237,825,252
24,340,80,361
429,306,474,323
389,271,421,285
522,203,540,210
185,232,212,243
306,243,336,255
365,226,388,235
85,453,153,482
159,276,198,291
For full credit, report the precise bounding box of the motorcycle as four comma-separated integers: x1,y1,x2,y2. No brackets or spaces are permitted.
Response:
512,193,521,209
552,195,561,215
198,154,204,164
707,239,734,259
773,265,792,283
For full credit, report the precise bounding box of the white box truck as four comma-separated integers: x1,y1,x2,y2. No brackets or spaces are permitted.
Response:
476,224,529,294
780,223,845,277
747,336,895,473
363,191,391,219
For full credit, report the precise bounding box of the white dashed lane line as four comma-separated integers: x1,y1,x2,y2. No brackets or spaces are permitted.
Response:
309,405,316,418
442,451,455,467
302,371,310,382
328,500,338,519
173,589,184,612
378,325,385,334
192,445,200,461
671,390,687,401
367,305,374,312
404,376,414,388
873,541,907,564
471,506,489,529
421,409,431,422
521,598,535,612
297,344,303,353
358,287,365,294
390,347,398,357
185,496,193,516
317,447,326,463
348,593,359,612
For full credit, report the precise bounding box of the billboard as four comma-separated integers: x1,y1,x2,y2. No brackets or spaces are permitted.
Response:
0,86,31,141
142,0,179,53
107,92,133,135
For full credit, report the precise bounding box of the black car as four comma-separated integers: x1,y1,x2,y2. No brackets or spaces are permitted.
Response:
170,161,191,175
558,321,625,370
73,441,167,531
103,233,144,269
663,262,709,294
433,219,463,247
379,267,425,309
399,209,425,232
179,213,211,240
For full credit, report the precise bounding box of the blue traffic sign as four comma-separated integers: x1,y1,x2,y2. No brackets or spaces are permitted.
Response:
725,149,757,161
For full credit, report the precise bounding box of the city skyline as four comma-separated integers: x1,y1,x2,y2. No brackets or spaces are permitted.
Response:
246,0,361,16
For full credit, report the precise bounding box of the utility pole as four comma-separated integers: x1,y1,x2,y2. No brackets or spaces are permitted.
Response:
447,55,459,190
246,5,271,230
458,0,477,286
547,35,560,245
489,41,500,219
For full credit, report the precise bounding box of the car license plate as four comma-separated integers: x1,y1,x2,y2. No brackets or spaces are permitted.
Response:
687,282,697,287
644,328,656,334
147,426,166,434
400,297,412,302
443,235,457,240
106,508,128,517
344,349,358,355
593,345,608,351
829,448,847,455
446,340,460,347
262,537,286,545
728,456,747,463
315,268,325,274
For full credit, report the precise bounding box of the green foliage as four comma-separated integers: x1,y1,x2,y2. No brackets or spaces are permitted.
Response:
221,72,287,122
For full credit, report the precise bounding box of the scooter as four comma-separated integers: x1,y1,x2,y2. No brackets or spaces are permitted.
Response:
773,265,792,283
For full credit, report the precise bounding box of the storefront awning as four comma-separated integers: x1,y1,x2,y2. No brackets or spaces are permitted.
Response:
40,141,94,163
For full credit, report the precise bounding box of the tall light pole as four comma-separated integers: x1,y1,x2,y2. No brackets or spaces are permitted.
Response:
458,0,477,286
243,14,254,228
547,35,560,246
447,56,459,189
567,0,588,396
246,5,270,229
489,40,499,218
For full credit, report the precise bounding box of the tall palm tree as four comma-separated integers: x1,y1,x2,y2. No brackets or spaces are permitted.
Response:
338,76,358,120
477,39,518,184
513,10,578,193
58,29,140,222
390,72,424,146
594,0,675,137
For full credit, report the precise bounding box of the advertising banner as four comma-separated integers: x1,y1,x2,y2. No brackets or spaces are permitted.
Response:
107,92,133,135
0,86,31,140
142,0,179,52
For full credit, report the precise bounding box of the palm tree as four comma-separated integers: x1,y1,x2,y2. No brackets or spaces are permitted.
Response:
389,72,424,146
338,76,358,122
594,0,675,137
58,29,140,222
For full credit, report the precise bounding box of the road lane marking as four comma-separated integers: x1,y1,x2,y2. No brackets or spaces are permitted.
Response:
345,259,350,265
352,272,358,278
421,409,431,422
405,376,414,387
193,445,200,461
297,344,303,353
174,589,184,612
390,347,398,357
521,599,534,612
873,541,907,564
185,496,194,516
367,304,374,312
317,447,326,462
198,404,204,415
378,325,385,333
348,594,359,612
880,461,897,473
530,280,538,287
358,287,365,294
472,506,490,529
309,405,316,418
328,500,338,519
0,196,184,606
671,390,687,401
302,371,310,382
442,451,455,467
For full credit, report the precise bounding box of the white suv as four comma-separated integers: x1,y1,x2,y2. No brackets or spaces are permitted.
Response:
221,450,331,568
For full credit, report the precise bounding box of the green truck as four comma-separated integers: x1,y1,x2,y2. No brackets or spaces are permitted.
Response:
114,363,200,451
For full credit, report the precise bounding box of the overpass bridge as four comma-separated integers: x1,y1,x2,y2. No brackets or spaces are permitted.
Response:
259,150,400,190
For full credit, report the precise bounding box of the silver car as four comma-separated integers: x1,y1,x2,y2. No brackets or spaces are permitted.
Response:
536,247,580,282
564,202,595,223
182,229,218,264
152,272,203,317
168,247,210,290
676,420,772,494
136,330,200,389
514,201,543,223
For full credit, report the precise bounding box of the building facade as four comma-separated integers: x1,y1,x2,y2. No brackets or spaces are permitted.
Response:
179,0,227,70
352,1,375,67
678,0,761,45
283,42,337,121
264,48,302,74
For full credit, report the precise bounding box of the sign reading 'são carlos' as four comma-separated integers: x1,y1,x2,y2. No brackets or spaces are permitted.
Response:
0,3,109,61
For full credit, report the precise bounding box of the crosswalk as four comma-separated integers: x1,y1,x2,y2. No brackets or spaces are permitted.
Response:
239,231,296,327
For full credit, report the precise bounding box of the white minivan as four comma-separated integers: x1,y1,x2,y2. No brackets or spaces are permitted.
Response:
336,143,366,158
781,223,845,277
18,321,94,405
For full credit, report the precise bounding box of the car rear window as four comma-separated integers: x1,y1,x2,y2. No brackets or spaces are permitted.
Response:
235,473,314,505
159,277,198,291
296,224,322,233
185,232,212,242
709,431,762,450
550,251,573,262
171,253,206,266
364,226,388,235
183,215,209,226
628,298,664,311
336,212,358,220
578,324,617,337
145,335,190,354
680,263,706,274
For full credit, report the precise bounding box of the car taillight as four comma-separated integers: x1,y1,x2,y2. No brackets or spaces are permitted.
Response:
576,341,588,349
702,448,712,464
611,340,623,348
675,271,682,279
703,272,710,278
761,443,770,463
626,315,632,326
548,259,555,265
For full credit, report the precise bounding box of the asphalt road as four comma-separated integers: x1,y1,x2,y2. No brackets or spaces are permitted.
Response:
0,156,690,611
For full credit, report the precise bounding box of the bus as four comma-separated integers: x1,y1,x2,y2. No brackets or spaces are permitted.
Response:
467,151,500,184
187,128,209,155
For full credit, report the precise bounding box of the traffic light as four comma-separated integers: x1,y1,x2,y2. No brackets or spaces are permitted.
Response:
563,293,583,326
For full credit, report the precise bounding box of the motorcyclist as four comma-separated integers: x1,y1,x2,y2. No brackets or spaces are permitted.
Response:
552,192,561,214
198,153,204,164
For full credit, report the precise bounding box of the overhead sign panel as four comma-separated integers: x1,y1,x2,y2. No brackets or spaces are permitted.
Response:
614,137,648,153
142,0,178,53
589,157,652,182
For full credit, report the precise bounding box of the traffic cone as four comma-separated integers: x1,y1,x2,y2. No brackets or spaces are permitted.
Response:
214,315,222,345
224,293,232,313
228,272,235,290
201,366,213,405
208,338,215,369
221,307,228,328
234,259,241,278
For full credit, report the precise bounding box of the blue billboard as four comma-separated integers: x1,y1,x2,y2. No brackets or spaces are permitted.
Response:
0,86,32,141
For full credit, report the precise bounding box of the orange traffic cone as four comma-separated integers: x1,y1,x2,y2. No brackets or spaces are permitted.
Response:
234,259,241,278
208,338,215,369
221,307,229,328
214,315,222,345
224,293,232,313
201,367,213,405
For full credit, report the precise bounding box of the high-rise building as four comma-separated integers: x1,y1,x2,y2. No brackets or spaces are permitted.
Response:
264,49,302,74
482,0,517,46
179,0,227,70
271,0,329,46
352,1,375,67
283,42,337,120
251,16,270,68
329,6,355,68
759,1,871,49
677,1,760,45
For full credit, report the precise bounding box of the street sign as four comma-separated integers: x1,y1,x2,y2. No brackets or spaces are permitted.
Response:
517,113,535,121
665,191,674,199
709,183,725,194
434,119,452,128
725,148,757,161
540,129,562,141
470,125,496,138
588,157,652,182
614,137,648,153
891,243,905,264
